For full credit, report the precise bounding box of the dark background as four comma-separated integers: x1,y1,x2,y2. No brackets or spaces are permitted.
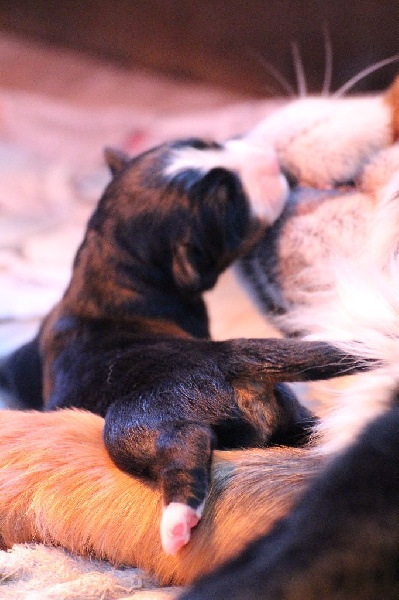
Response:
0,0,398,97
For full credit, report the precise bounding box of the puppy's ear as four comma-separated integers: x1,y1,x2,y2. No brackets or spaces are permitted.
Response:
172,243,202,294
104,147,130,177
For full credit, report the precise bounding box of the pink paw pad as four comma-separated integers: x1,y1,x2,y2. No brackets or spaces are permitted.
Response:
160,502,202,555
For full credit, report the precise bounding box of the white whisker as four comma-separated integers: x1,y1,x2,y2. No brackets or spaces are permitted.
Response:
333,53,399,97
321,23,333,96
262,82,287,97
248,49,296,97
291,41,307,97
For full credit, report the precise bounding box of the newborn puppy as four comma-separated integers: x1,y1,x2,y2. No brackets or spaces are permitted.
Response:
3,138,370,555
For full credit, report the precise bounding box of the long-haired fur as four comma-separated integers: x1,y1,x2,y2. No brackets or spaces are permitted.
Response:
176,77,399,598
181,405,399,600
272,148,399,453
0,408,320,586
236,76,399,454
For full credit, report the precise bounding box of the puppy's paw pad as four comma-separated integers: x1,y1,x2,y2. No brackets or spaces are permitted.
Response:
160,502,201,555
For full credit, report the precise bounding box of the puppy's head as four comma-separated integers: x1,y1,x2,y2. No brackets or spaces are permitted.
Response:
102,138,288,295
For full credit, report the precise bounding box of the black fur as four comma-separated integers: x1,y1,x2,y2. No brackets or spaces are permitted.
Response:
0,338,42,410
0,138,372,518
181,404,399,600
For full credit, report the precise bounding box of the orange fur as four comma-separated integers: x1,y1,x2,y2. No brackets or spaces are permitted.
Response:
385,75,399,140
0,409,320,585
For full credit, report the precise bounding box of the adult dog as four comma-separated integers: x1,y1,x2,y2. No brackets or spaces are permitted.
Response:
181,403,399,599
180,74,399,598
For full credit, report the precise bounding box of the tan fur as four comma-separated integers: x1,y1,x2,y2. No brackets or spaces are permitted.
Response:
0,409,320,586
385,75,399,140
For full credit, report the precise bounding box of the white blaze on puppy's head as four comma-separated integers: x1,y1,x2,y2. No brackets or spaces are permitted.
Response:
165,140,289,226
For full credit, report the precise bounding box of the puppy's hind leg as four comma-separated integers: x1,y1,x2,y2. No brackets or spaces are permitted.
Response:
157,422,214,555
103,409,214,555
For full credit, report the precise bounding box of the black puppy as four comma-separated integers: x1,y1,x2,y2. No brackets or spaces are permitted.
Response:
181,404,399,600
2,138,371,554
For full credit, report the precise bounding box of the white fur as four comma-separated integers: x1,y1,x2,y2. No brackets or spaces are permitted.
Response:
238,88,399,454
160,501,204,555
245,96,392,188
310,370,398,455
165,140,289,225
282,173,399,454
233,92,399,457
226,92,399,456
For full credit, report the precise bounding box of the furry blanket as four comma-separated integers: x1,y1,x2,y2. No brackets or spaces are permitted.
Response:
0,545,178,600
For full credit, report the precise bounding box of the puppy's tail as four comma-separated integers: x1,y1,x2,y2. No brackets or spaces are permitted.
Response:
0,408,320,586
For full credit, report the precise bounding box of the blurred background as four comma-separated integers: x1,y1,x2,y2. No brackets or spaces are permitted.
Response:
0,0,398,377
0,0,398,98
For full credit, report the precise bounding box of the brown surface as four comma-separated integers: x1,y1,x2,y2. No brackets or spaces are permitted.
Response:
0,31,246,111
0,0,398,97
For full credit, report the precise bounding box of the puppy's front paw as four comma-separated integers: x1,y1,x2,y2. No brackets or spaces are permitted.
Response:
160,502,202,555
